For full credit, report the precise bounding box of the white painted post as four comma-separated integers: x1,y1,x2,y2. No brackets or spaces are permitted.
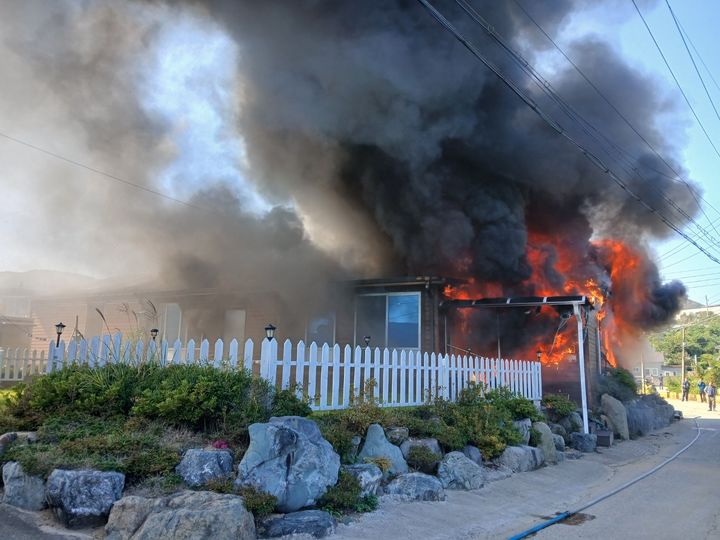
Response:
281,339,293,389
332,344,341,409
185,339,196,366
199,339,210,366
353,346,362,402
243,339,253,373
228,338,239,369
382,348,390,405
407,351,414,406
342,344,352,407
308,342,318,408
373,347,381,402
212,339,223,369
430,353,437,401
399,350,407,405
415,352,422,404
319,344,330,409
295,340,306,395
574,303,590,434
112,333,122,364
390,349,398,404
363,346,372,397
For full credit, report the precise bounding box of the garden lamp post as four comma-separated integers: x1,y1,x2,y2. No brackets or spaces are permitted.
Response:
265,324,276,341
536,349,542,363
55,322,66,347
364,335,371,347
150,328,159,341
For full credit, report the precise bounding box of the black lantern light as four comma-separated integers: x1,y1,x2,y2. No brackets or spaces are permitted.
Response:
55,322,66,347
536,349,542,363
363,335,371,347
150,328,159,341
265,324,276,341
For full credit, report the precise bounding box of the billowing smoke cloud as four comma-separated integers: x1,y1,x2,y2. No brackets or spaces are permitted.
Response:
0,0,692,340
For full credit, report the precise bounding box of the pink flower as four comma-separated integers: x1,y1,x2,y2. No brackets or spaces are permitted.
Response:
212,439,229,449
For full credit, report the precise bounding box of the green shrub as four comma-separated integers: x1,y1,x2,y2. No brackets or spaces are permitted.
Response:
485,387,542,421
595,368,638,403
271,385,312,417
528,427,541,448
406,445,440,474
204,477,235,494
237,486,277,518
318,470,375,514
363,456,392,473
316,420,356,463
542,394,577,419
610,368,638,394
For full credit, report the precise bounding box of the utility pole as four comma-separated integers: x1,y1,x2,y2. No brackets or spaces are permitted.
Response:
640,351,645,394
681,326,686,378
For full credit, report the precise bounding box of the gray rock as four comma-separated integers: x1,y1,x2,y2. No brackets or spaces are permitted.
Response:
556,451,565,463
399,437,442,460
437,451,485,490
260,510,336,538
2,461,47,510
385,426,409,446
626,395,675,438
176,449,233,487
46,469,125,528
549,423,569,443
601,394,630,440
105,490,255,540
483,464,513,482
462,445,482,465
342,463,382,497
495,445,545,472
570,432,597,453
513,418,532,446
552,434,565,452
0,431,17,458
532,421,558,464
559,412,583,434
384,473,446,501
358,424,408,476
564,449,584,460
235,416,339,513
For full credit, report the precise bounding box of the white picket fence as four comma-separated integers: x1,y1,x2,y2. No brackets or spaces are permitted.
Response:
0,348,48,382
0,334,543,409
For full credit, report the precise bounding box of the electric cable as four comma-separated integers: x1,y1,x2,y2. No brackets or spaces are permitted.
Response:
416,0,720,265
631,0,720,162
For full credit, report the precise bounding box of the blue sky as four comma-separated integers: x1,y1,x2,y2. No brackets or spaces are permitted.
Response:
564,0,720,305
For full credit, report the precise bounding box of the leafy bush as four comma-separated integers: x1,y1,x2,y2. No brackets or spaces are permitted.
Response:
485,387,542,421
542,394,577,420
237,486,277,518
406,445,440,474
204,477,235,494
595,368,638,403
318,470,376,514
528,427,541,448
271,385,312,417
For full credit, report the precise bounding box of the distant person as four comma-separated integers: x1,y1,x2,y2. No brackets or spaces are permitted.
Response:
682,378,690,401
698,379,707,403
707,382,716,412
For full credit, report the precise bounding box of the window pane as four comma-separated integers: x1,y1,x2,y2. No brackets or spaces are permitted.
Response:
387,294,419,348
356,296,386,348
308,313,335,346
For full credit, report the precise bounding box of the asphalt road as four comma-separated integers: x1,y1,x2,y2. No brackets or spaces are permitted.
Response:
0,505,87,540
534,399,720,540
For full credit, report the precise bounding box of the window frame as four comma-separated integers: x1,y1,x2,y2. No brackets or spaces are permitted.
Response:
353,291,422,351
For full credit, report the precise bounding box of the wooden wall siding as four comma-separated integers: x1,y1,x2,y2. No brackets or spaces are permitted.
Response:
15,333,543,408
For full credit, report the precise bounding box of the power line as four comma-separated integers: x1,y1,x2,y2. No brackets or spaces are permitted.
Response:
513,0,720,244
452,0,720,257
631,0,720,162
665,0,720,124
0,131,209,213
416,0,720,266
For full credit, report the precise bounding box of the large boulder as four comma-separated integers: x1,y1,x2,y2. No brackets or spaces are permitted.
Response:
601,394,630,440
462,445,482,465
105,490,255,540
626,395,675,438
385,427,409,446
342,463,382,497
358,424,408,476
513,418,532,446
2,461,47,510
549,423,569,444
384,473,446,501
46,469,125,528
552,434,565,452
259,510,336,539
570,433,597,453
176,449,233,487
559,412,583,434
437,451,485,490
495,445,544,473
235,416,339,513
532,422,558,464
399,437,443,460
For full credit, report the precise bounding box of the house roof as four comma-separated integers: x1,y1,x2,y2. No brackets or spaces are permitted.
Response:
441,295,593,309
345,276,464,289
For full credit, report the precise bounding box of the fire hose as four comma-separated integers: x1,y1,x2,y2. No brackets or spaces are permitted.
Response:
507,417,702,540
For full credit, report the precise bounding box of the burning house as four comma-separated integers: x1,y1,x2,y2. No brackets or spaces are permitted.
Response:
1,0,694,411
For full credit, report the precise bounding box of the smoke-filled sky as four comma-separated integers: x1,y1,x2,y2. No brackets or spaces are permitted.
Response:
0,0,718,306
